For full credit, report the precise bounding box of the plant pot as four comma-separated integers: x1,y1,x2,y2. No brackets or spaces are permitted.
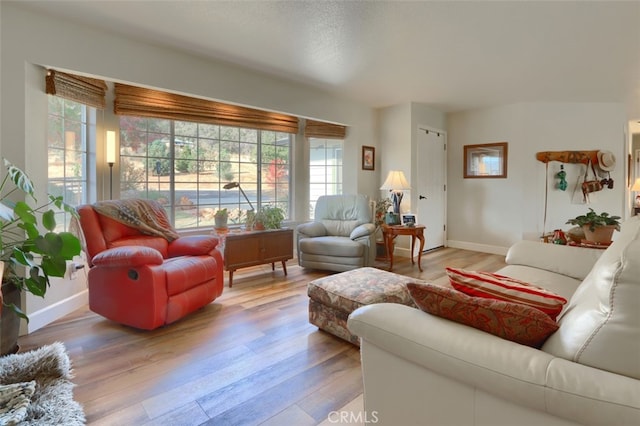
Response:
214,215,228,230
1,280,21,356
582,224,616,244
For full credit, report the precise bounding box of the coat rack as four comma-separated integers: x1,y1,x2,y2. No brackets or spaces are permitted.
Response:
536,150,599,165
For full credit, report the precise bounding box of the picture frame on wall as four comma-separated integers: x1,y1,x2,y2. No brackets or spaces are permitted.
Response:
362,145,375,170
464,142,508,178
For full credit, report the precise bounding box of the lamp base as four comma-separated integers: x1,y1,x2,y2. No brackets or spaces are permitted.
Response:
390,191,403,214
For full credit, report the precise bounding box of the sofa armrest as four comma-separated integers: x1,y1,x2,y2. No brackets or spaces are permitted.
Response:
506,240,603,280
348,303,640,425
168,235,219,257
350,223,375,240
91,246,164,267
296,221,327,238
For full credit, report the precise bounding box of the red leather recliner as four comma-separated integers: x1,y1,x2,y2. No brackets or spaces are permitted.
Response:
77,203,224,330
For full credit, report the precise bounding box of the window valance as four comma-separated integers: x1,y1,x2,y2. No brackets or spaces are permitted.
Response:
45,69,108,109
114,83,299,134
304,119,347,139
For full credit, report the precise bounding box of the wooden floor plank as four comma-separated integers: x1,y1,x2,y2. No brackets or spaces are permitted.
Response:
16,248,506,425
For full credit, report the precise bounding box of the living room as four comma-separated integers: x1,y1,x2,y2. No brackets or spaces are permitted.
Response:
1,1,639,424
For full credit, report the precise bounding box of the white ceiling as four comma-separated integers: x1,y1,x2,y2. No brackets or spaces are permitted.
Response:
16,1,640,120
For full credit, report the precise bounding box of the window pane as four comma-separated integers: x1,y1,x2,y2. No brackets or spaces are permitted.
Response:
48,96,94,231
118,117,292,229
308,137,344,219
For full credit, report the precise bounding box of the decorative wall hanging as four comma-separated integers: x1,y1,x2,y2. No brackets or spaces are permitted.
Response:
362,146,375,171
464,142,508,178
556,165,567,191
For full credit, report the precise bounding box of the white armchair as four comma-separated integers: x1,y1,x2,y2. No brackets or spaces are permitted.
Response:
297,194,376,272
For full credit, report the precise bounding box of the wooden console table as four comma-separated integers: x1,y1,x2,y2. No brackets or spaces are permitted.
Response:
223,228,293,287
382,224,426,272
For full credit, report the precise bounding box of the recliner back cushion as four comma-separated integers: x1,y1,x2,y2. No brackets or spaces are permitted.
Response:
315,195,371,237
542,216,640,379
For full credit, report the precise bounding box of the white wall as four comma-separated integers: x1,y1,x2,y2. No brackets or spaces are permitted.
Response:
0,3,378,331
378,102,446,254
447,102,627,254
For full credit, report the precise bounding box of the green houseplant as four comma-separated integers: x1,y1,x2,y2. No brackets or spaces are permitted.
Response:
0,159,81,353
213,208,228,230
566,208,621,244
254,205,285,230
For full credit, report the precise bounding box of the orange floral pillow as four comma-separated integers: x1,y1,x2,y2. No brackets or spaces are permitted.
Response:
445,267,567,320
407,282,559,348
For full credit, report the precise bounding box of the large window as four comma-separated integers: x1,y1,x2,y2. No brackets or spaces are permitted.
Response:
119,116,291,230
47,97,96,231
309,137,343,218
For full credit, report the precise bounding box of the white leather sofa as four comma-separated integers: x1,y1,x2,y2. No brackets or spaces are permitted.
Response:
348,216,640,426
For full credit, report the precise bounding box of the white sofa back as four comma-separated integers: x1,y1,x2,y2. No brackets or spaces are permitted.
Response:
542,216,640,379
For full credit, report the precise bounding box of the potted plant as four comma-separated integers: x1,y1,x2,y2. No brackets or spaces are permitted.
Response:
374,198,393,258
566,208,621,244
214,208,228,230
0,159,81,354
255,205,284,229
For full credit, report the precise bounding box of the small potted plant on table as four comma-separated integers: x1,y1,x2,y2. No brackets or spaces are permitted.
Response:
214,208,228,231
566,208,621,244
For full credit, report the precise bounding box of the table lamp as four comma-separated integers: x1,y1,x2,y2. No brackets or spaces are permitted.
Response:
632,178,640,207
380,170,411,214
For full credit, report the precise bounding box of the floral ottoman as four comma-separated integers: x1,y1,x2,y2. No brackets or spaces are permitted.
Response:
308,267,424,345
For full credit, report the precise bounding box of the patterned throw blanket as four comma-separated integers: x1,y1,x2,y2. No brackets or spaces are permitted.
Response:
93,199,180,242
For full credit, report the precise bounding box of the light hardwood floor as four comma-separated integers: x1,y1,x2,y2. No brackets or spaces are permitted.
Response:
17,248,506,426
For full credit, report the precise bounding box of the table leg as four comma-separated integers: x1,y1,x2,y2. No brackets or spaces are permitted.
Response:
229,270,234,288
385,233,395,271
416,232,425,272
281,260,288,276
410,235,416,265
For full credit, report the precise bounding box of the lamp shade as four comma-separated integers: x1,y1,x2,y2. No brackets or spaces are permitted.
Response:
632,178,640,192
380,170,410,190
106,131,116,164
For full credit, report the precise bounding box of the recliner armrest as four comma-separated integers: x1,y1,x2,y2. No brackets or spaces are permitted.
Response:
350,223,375,240
296,221,327,237
168,235,219,257
91,246,164,267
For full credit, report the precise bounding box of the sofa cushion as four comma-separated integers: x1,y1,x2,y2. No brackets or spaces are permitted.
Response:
407,282,559,348
542,216,640,380
445,267,567,320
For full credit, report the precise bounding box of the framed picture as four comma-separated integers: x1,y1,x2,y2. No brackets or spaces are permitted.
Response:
464,142,508,178
362,145,375,170
402,214,416,226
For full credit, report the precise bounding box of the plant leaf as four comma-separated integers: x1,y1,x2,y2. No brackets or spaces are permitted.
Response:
6,162,36,200
42,209,56,231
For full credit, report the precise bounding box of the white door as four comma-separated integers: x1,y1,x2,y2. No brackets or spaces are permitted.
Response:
416,127,446,251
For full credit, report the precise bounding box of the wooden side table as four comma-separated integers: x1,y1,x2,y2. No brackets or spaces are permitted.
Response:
223,228,293,287
382,224,426,272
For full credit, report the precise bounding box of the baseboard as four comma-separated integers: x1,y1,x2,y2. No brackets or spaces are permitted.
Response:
446,240,508,256
24,290,89,335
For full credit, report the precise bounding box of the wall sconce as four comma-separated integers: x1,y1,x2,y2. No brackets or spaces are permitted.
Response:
223,181,254,211
106,131,116,200
380,170,411,214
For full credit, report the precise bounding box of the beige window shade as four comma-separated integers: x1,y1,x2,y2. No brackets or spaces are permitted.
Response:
45,69,108,109
114,83,299,134
304,119,347,139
